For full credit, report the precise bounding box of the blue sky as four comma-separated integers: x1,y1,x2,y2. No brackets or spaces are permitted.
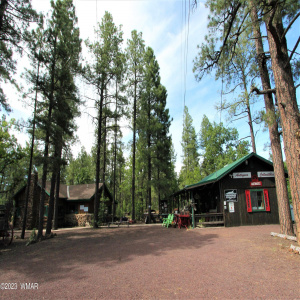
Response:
4,0,299,174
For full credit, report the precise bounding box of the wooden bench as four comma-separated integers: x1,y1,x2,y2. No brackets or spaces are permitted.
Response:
108,221,129,228
200,221,224,225
196,213,224,226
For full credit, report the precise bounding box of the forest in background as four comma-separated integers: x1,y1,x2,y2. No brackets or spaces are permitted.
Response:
0,0,299,243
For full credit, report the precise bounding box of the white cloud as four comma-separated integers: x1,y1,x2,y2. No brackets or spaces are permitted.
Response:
3,0,277,172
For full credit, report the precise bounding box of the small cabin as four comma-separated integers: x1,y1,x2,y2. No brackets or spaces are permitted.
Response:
172,153,282,227
14,173,114,229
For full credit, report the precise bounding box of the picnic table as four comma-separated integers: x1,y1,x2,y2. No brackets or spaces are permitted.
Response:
174,214,190,229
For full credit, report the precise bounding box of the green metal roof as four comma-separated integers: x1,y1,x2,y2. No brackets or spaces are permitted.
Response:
185,152,274,190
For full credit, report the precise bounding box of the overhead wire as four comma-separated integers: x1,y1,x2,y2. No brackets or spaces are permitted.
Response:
182,0,191,125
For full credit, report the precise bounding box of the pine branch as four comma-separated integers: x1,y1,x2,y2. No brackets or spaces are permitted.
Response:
281,11,300,40
288,36,300,62
251,86,276,95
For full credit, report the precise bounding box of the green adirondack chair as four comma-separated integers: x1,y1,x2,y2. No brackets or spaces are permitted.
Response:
162,214,171,227
165,214,174,228
162,214,174,228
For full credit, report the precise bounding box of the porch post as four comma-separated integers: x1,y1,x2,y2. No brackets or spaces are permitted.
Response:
191,191,195,229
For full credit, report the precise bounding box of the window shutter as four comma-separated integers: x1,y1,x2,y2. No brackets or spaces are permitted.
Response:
264,189,270,211
245,190,252,212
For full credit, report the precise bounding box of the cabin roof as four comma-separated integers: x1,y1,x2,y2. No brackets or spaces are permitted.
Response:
185,152,277,190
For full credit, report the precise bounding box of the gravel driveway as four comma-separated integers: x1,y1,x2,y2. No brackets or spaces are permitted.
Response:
0,224,299,299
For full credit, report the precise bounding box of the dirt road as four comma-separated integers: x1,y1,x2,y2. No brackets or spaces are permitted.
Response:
0,224,299,299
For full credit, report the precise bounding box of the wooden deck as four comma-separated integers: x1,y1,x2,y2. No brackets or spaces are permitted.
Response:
195,213,224,226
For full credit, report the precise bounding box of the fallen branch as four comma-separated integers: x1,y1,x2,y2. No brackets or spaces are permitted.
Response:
289,244,300,255
270,232,297,241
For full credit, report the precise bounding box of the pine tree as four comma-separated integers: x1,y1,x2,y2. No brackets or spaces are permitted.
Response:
263,0,300,243
249,1,294,236
66,147,94,185
136,47,175,222
24,0,82,238
84,11,123,227
151,83,177,205
199,115,249,176
192,0,297,240
0,0,38,111
179,106,200,188
126,30,145,221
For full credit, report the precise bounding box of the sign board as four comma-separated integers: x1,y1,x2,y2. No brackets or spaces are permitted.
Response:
250,174,262,187
232,172,251,179
224,189,238,202
257,171,274,178
250,181,262,187
229,202,235,213
80,205,88,212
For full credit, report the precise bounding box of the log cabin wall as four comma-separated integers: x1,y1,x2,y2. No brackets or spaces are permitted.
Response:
221,156,279,227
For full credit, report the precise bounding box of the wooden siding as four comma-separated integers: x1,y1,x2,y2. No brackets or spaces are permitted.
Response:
220,156,279,226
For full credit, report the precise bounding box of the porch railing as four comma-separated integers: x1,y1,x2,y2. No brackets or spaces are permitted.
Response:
195,213,224,226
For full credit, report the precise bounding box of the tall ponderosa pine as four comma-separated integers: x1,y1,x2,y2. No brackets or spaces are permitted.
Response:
179,106,200,188
126,30,145,221
193,0,297,239
263,0,300,242
28,0,81,238
152,85,177,203
137,47,172,222
0,0,38,111
249,1,294,236
84,12,123,227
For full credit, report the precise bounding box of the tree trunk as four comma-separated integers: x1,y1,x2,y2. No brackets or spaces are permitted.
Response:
249,2,293,236
46,167,56,235
245,96,256,154
113,81,118,222
21,59,40,239
37,129,50,239
265,6,299,241
0,0,8,33
46,140,62,234
93,78,104,228
147,97,151,223
102,89,107,186
94,82,104,228
37,36,57,240
131,69,137,221
53,167,61,230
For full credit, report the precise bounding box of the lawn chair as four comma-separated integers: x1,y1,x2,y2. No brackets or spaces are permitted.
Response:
162,214,171,227
162,214,174,228
165,214,174,228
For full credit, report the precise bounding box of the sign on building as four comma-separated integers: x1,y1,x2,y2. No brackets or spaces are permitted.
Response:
257,171,274,177
232,172,251,179
224,189,238,202
229,202,235,213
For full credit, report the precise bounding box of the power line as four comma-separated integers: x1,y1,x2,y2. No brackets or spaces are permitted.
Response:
182,0,191,125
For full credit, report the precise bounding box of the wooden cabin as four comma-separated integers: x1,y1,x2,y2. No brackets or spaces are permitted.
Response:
172,153,282,227
14,174,114,229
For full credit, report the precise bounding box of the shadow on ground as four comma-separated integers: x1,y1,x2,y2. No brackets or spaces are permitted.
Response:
0,226,218,283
